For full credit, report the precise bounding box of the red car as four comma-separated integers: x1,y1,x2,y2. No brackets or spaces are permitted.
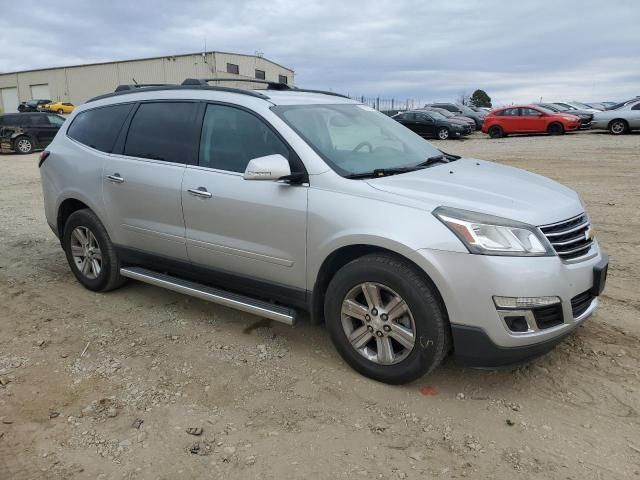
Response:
482,105,581,138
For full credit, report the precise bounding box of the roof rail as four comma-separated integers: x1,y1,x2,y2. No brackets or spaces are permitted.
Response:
182,78,292,90
181,78,351,99
114,83,173,92
86,84,270,103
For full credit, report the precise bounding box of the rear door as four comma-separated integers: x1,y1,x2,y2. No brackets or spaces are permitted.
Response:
182,103,308,290
500,107,522,132
102,101,201,261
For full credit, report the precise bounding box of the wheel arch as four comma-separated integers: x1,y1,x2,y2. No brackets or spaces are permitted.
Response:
56,193,110,241
310,243,449,325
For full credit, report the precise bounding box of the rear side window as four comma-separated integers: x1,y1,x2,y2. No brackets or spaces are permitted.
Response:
199,104,289,173
124,102,199,164
68,104,133,152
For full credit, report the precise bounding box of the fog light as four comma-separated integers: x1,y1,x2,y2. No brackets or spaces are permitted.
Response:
493,296,561,309
503,315,529,333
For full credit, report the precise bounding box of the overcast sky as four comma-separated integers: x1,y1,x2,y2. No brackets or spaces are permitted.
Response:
1,1,638,106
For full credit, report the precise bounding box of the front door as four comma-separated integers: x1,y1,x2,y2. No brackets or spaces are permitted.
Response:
102,101,201,260
519,107,547,132
182,103,308,290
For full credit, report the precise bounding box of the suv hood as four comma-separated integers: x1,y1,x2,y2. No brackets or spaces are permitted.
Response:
366,159,582,226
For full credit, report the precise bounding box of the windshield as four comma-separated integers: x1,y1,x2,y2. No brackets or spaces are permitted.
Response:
539,103,559,112
424,111,447,120
273,104,443,176
432,109,453,117
570,102,592,109
536,106,556,114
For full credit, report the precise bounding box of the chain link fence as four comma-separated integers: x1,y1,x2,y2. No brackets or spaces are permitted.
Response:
348,96,422,115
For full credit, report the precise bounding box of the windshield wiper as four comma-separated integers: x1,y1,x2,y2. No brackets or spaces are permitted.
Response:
344,166,418,179
344,155,449,179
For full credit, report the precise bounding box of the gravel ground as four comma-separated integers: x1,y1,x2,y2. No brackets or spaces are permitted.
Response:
1,130,639,479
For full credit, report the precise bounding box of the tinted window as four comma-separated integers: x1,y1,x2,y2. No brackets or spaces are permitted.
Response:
502,108,520,116
227,63,239,74
632,102,640,110
255,69,266,80
124,102,198,163
68,104,133,153
47,115,65,127
199,104,289,173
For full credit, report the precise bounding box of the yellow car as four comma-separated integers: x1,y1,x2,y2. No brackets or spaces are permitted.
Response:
41,101,75,114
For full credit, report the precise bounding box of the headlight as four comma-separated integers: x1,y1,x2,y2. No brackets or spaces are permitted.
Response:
563,116,576,122
433,206,554,256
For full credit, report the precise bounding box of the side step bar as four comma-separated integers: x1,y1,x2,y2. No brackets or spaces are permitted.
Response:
120,267,296,325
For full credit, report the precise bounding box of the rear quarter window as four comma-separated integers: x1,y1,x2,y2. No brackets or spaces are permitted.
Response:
67,104,133,152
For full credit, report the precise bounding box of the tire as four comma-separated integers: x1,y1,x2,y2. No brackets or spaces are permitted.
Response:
62,209,126,292
14,136,33,154
436,127,450,140
548,122,564,135
488,125,503,138
608,119,628,135
324,254,451,384
57,109,64,114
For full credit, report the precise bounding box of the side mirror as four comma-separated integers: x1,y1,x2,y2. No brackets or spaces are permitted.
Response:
243,154,291,181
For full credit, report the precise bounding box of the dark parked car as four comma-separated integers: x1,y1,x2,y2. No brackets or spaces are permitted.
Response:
423,107,476,129
0,113,65,154
426,103,485,130
535,103,593,129
17,99,52,112
392,110,471,139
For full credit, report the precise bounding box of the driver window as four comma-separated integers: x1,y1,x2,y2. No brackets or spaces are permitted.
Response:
199,104,289,173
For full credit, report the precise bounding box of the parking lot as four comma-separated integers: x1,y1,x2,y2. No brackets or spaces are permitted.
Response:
1,131,639,479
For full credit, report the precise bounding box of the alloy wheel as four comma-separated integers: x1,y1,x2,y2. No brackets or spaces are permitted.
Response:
610,121,625,134
70,226,102,280
340,282,416,365
437,128,449,140
16,138,32,153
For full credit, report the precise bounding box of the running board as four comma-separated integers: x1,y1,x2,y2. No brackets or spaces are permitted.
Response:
120,267,296,325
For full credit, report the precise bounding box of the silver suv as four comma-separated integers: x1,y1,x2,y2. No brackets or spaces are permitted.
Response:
39,80,608,384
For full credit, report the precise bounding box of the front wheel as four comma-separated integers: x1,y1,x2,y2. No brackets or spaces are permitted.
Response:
324,254,450,384
57,109,64,114
548,122,564,135
62,209,126,292
436,127,450,140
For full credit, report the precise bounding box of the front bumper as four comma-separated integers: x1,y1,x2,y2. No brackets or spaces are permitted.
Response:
414,243,607,357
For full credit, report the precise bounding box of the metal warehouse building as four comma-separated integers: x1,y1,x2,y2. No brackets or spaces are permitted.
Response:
0,51,294,113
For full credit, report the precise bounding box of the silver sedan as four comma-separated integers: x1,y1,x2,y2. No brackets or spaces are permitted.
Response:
591,99,640,134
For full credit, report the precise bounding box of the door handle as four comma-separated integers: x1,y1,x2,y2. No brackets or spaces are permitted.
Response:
187,187,213,199
106,173,125,183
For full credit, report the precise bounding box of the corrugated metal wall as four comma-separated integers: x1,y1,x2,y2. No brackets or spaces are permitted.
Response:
0,52,294,111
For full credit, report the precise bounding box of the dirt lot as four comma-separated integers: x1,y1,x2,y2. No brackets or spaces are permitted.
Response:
1,131,639,479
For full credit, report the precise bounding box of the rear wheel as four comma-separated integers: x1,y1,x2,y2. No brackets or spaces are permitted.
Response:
488,125,503,138
324,254,450,384
436,127,450,140
62,209,126,292
57,108,64,114
14,136,33,154
548,122,564,135
608,119,628,135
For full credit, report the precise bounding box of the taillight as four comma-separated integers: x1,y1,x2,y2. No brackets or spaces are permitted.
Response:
38,150,50,168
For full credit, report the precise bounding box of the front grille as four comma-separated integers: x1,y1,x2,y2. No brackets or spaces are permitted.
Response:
539,213,593,261
532,303,564,330
571,290,594,318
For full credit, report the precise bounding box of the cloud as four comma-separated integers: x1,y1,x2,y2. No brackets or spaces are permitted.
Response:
0,0,638,105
